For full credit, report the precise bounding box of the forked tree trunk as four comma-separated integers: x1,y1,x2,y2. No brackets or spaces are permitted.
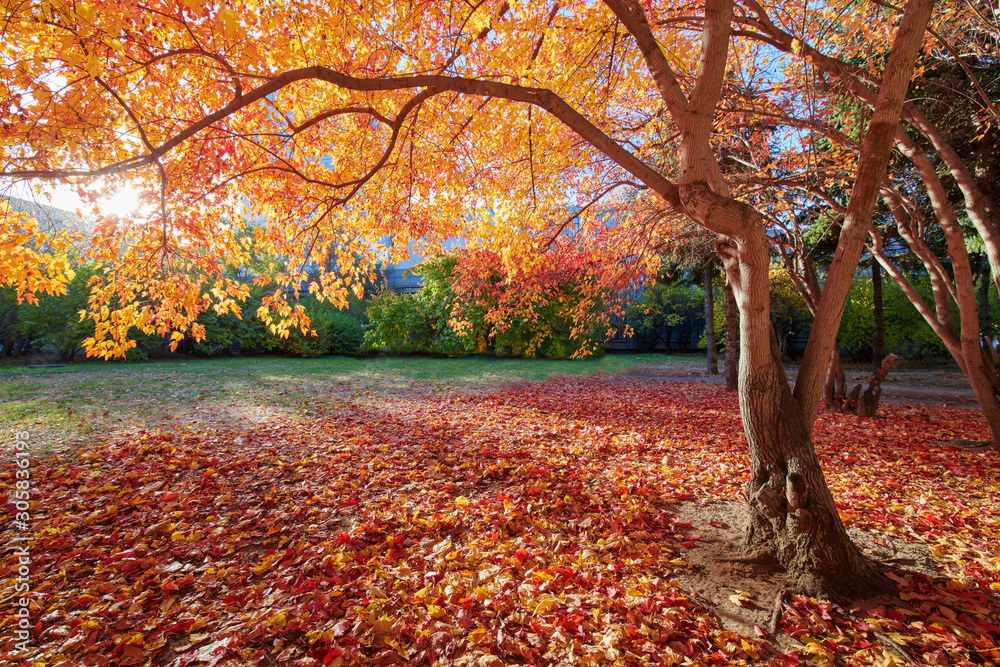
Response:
615,0,928,597
722,223,888,596
705,264,719,374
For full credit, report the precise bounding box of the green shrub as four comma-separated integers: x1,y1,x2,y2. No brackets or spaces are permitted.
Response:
362,289,473,357
16,264,97,362
274,295,366,357
193,290,276,356
327,311,364,355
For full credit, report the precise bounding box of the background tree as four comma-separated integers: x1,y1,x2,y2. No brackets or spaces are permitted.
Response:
734,0,1000,441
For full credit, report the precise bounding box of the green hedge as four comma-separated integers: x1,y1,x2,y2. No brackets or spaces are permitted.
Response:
276,301,365,358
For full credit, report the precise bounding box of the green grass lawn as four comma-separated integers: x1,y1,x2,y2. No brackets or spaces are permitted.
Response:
0,353,704,453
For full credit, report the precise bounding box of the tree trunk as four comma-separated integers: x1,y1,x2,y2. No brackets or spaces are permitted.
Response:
617,0,922,597
705,264,719,374
871,235,1000,445
823,348,847,412
979,258,995,341
858,354,897,418
791,0,938,430
872,260,884,374
720,221,888,597
724,278,738,391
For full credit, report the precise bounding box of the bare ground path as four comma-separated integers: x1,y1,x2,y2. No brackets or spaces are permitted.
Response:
625,360,981,409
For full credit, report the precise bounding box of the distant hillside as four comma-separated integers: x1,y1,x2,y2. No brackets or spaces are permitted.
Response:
2,195,94,235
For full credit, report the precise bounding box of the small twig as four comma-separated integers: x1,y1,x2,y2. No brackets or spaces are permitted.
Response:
769,588,790,636
871,630,916,664
831,601,917,665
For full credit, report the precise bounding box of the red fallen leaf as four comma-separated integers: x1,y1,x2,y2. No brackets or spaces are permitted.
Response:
753,624,767,637
456,609,475,629
923,649,950,664
7,376,999,667
369,649,400,664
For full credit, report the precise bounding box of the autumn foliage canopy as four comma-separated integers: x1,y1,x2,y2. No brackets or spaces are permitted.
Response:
6,0,997,598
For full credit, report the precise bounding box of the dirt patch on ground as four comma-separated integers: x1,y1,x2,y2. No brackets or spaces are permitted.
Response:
627,368,981,409
663,500,944,654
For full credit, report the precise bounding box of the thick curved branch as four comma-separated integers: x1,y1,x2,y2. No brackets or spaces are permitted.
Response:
602,0,689,121
869,0,1000,122
681,0,734,191
6,67,682,211
740,0,1000,295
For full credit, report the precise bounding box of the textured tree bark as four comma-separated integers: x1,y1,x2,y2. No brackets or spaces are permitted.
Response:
620,0,921,595
874,138,1000,444
720,216,889,597
745,0,1000,298
870,235,1000,444
823,349,847,412
872,261,884,374
705,264,719,374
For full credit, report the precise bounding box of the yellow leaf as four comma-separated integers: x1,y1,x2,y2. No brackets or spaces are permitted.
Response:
426,605,446,619
266,611,287,631
76,2,95,22
728,590,755,608
455,496,470,506
218,8,240,38
533,595,557,615
468,628,489,644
